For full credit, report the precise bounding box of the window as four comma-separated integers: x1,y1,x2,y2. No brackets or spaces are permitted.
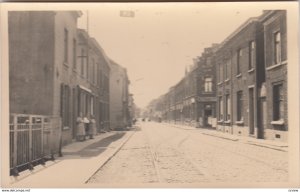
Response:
237,49,242,75
95,63,98,86
225,60,230,80
218,96,223,120
237,91,243,121
91,96,94,115
204,77,212,92
80,48,85,76
219,64,223,82
273,84,284,120
225,94,231,121
249,41,255,69
64,29,68,63
274,32,281,64
73,39,77,69
92,59,95,84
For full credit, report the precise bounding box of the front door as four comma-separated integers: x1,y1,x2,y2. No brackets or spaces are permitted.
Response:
204,109,212,127
258,98,266,139
249,88,255,135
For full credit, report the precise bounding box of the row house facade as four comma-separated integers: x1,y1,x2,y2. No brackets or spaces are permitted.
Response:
196,45,218,127
216,10,287,142
9,11,111,146
148,44,218,128
109,60,131,130
148,10,287,142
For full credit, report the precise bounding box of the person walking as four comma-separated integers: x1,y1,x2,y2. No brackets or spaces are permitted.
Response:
76,113,85,141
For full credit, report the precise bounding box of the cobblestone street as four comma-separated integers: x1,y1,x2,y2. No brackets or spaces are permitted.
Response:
88,122,288,184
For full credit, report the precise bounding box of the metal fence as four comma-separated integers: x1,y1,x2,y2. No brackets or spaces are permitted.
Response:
9,114,62,176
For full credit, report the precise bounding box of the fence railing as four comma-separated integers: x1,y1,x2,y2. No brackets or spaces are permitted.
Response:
9,114,62,176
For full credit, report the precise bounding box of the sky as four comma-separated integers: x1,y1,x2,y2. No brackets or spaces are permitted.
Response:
74,3,291,109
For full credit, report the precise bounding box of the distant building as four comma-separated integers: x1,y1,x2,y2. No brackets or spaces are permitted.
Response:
77,29,111,133
109,60,130,130
195,45,218,128
148,44,218,127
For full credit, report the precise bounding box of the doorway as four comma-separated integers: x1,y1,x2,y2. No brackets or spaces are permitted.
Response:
258,97,266,139
204,109,212,127
249,88,255,135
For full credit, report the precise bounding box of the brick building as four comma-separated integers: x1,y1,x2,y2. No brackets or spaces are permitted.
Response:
109,60,131,130
77,29,111,133
195,45,218,127
148,44,218,127
9,11,112,145
216,10,287,142
9,11,82,145
259,10,288,141
215,17,264,137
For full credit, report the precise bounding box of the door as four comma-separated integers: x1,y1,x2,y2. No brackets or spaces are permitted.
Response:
258,98,266,139
249,88,255,135
204,109,212,127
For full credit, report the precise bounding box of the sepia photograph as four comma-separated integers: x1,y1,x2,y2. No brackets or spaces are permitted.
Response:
1,1,299,189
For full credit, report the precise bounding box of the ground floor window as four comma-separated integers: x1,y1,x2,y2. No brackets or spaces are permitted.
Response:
273,83,284,121
218,96,223,120
225,94,230,121
237,91,243,121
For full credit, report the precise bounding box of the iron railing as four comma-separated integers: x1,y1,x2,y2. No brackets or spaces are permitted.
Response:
9,114,62,176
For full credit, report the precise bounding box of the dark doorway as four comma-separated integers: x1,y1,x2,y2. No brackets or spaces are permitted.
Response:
249,88,255,135
204,109,212,127
258,97,266,139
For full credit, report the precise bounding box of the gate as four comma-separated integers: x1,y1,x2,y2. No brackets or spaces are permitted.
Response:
9,114,62,176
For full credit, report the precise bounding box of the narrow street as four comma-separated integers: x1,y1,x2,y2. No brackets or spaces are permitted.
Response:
87,122,288,184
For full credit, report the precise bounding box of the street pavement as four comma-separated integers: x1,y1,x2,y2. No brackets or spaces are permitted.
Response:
7,122,289,188
88,122,289,186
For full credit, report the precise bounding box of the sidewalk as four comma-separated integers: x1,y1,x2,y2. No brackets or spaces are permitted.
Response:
8,130,135,188
166,123,288,152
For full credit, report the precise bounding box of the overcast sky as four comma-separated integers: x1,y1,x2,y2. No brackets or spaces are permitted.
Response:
77,3,280,109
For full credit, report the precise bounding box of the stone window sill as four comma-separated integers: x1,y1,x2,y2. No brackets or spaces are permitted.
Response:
271,120,285,125
248,68,255,73
236,121,244,125
217,82,223,85
224,120,231,124
266,61,287,71
236,74,242,78
63,126,70,131
225,79,230,83
63,62,69,68
217,120,224,123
